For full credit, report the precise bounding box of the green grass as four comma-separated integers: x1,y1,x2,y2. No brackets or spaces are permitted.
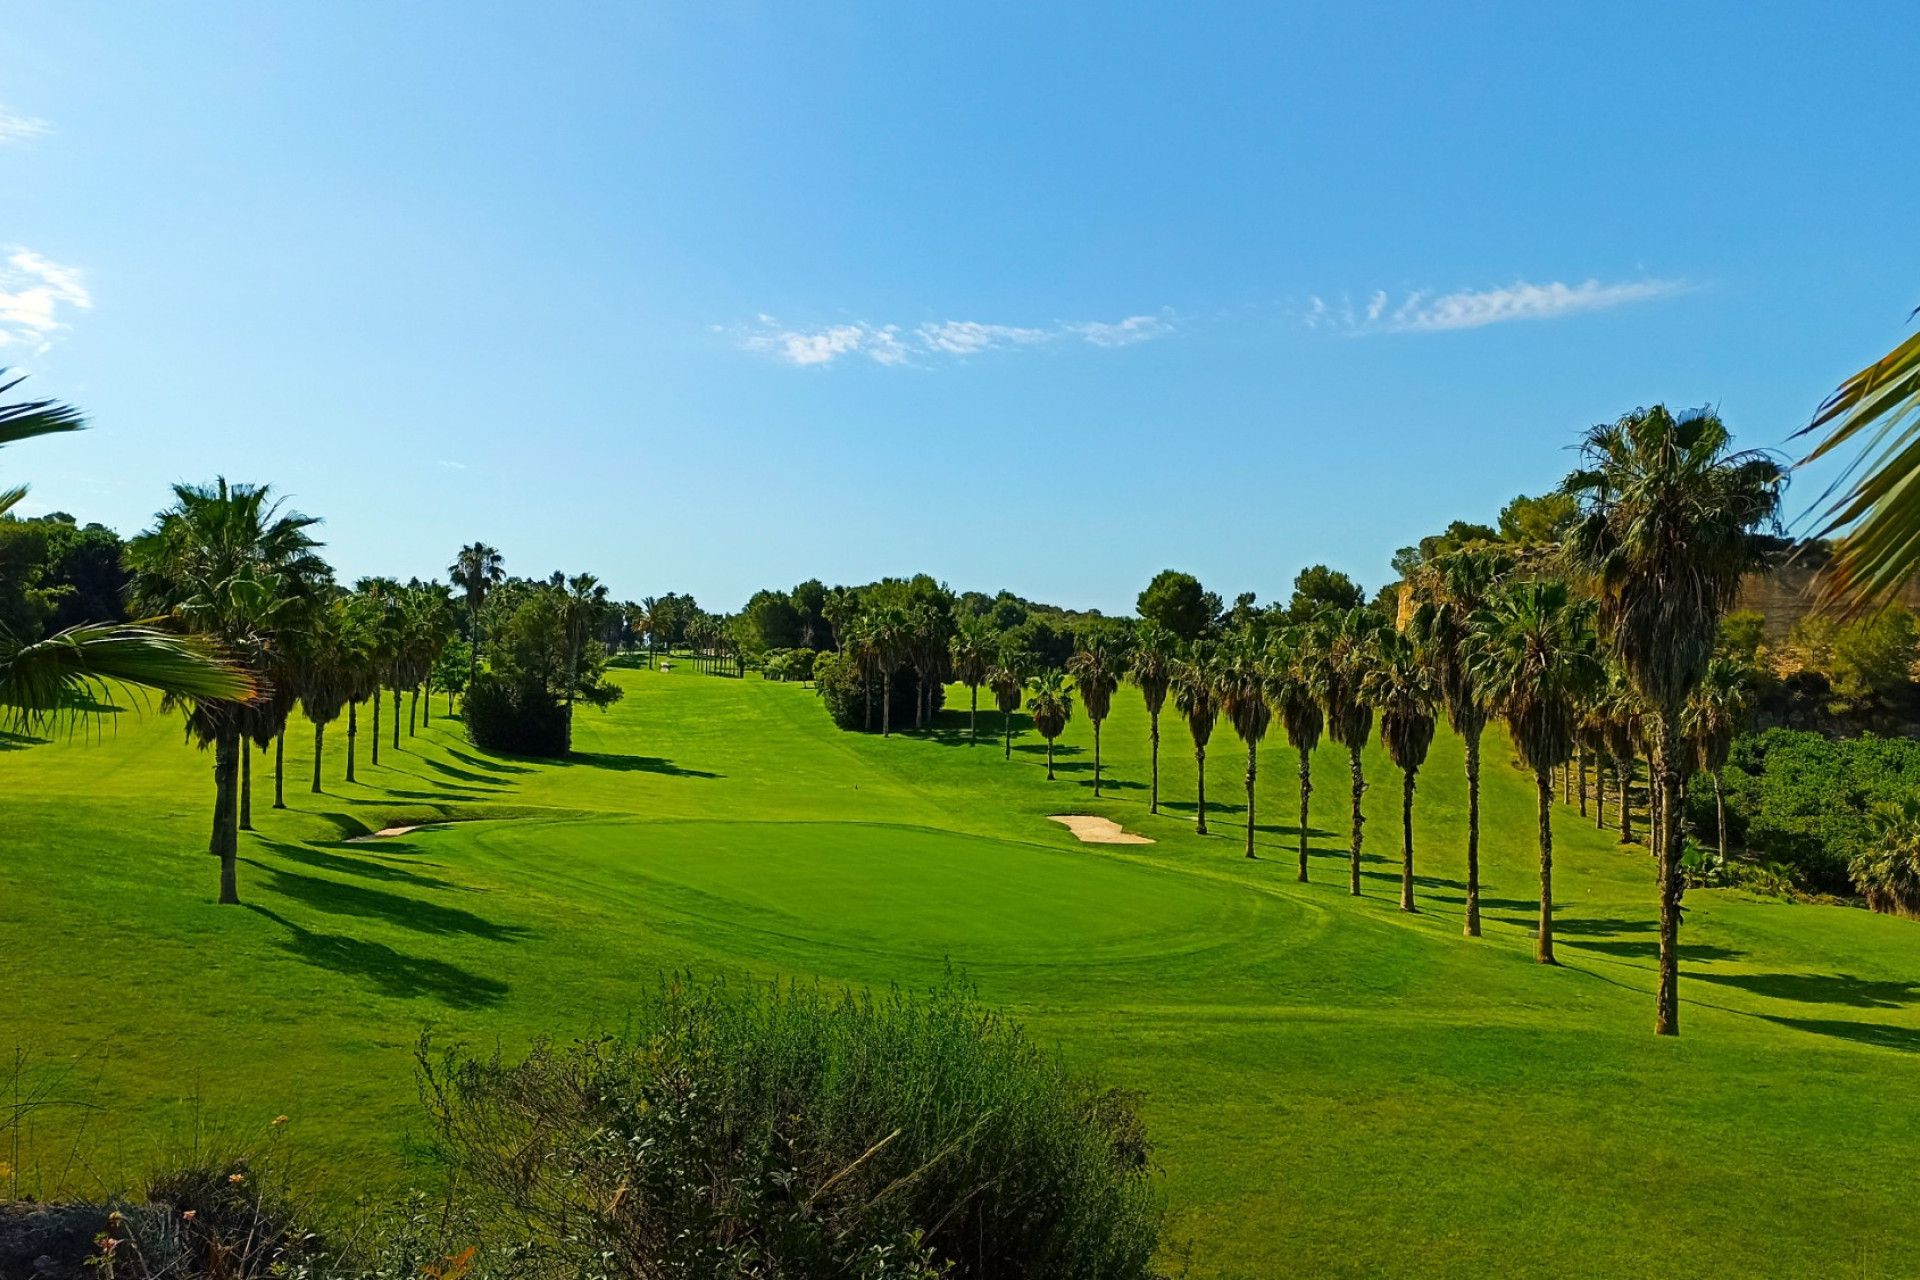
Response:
4,667,1919,1277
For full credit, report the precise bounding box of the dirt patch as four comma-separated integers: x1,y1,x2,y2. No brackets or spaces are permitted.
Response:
1047,815,1154,845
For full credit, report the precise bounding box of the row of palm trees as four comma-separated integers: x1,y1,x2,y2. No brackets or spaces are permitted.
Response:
913,406,1779,1040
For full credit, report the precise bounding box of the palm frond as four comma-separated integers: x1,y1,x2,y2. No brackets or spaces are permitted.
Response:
1795,327,1920,610
0,369,87,446
0,622,257,731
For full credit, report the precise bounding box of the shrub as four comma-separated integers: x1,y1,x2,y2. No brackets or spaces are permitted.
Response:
1850,797,1920,919
1689,729,1920,894
415,977,1164,1279
462,673,569,757
815,653,945,731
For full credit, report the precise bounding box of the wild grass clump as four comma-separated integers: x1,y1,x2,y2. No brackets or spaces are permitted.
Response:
413,974,1164,1279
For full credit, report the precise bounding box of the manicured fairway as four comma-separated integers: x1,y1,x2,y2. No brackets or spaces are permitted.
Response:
4,665,1920,1277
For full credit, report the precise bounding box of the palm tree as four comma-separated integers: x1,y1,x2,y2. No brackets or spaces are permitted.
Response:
0,374,253,728
907,605,951,729
1322,607,1385,895
1025,670,1074,780
1364,629,1440,912
988,642,1029,759
1411,548,1509,934
845,614,882,733
1271,628,1324,882
1470,580,1602,964
296,593,362,793
1563,406,1783,1034
1216,633,1273,859
127,480,327,905
1067,630,1128,799
1684,656,1749,865
1852,796,1920,919
1793,319,1920,607
559,573,610,747
1173,643,1221,835
1129,622,1178,815
868,606,911,737
449,543,504,692
949,614,996,743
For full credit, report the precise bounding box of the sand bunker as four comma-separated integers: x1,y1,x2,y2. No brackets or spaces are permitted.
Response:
1047,815,1154,845
347,824,429,842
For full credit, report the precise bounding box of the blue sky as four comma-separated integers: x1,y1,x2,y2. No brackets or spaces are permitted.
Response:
2,2,1915,612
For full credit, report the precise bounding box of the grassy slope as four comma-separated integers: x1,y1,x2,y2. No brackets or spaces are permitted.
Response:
3,667,1918,1277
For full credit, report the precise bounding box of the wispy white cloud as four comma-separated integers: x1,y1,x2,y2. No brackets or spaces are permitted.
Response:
1303,277,1686,335
740,311,1174,366
0,248,91,352
1069,314,1175,347
0,108,49,144
438,460,467,470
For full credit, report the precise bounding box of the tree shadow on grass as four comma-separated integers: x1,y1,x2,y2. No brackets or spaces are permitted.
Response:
1014,742,1082,758
0,731,50,752
1759,1015,1920,1053
257,839,463,892
245,861,530,942
445,746,535,775
248,905,508,1009
1562,937,1747,963
417,756,515,787
545,751,721,778
1692,971,1920,1009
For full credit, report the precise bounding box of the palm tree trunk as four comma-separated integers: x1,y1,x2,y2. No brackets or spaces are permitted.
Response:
1150,713,1162,815
1655,715,1684,1037
1046,737,1055,780
212,726,240,905
1194,745,1208,835
1094,720,1104,798
1577,749,1588,817
970,685,978,743
1562,763,1571,805
423,683,431,726
1297,748,1312,883
1244,743,1257,859
1714,769,1728,863
371,685,381,766
1596,756,1608,830
1400,767,1416,912
347,702,358,782
1535,767,1554,964
1464,729,1482,936
410,686,419,736
1348,744,1365,896
1004,708,1013,759
392,686,401,750
882,673,893,737
1618,750,1633,843
273,730,286,810
313,722,326,793
240,745,253,831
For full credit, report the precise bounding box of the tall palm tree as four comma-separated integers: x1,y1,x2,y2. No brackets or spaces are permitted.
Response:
1129,622,1178,815
559,573,609,747
1563,405,1783,1034
949,613,996,743
907,605,951,730
1271,628,1324,883
1025,670,1074,780
1173,643,1221,835
0,373,253,727
1411,548,1509,934
127,480,327,905
1067,630,1128,799
1364,629,1440,912
1217,633,1273,859
988,642,1029,759
1322,607,1385,895
449,543,504,692
1471,580,1602,965
845,614,882,733
1793,319,1920,607
1684,656,1749,865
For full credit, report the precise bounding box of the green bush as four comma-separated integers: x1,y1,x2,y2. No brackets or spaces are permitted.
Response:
462,673,569,757
815,652,945,731
1690,729,1920,894
415,977,1164,1279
